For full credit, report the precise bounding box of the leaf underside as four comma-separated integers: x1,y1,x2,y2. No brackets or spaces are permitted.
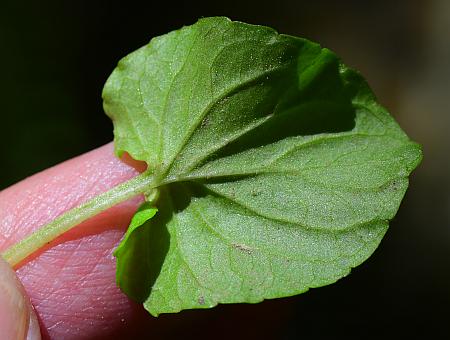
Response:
103,17,422,316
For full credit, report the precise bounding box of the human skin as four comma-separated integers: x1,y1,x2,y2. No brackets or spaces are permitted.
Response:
0,143,155,339
0,256,41,339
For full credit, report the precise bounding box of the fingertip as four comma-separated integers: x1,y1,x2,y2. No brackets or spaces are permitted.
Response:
0,257,41,340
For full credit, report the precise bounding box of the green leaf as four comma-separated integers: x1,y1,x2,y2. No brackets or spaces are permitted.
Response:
113,202,157,301
103,17,422,316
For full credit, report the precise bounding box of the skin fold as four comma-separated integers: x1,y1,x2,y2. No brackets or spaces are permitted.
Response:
0,143,292,339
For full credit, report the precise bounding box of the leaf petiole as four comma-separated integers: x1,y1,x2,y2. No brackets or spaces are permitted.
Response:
1,171,157,268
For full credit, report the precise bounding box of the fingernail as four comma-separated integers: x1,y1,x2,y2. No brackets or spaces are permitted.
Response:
0,257,41,340
26,304,41,340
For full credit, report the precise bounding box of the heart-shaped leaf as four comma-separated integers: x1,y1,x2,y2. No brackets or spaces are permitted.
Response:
103,17,422,315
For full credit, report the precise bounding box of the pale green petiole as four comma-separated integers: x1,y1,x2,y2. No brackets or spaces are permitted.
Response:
1,171,156,268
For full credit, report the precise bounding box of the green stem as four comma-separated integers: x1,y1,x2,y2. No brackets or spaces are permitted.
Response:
1,172,156,268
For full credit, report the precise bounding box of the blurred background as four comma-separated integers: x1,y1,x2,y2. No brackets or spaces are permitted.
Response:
1,0,448,338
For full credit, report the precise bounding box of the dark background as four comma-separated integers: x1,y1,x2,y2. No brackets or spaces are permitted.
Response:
1,0,449,339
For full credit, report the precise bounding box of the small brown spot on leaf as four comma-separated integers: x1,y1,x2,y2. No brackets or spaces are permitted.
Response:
201,117,209,128
251,190,260,197
232,243,253,254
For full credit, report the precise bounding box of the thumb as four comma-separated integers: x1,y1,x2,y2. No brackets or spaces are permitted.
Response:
0,257,41,340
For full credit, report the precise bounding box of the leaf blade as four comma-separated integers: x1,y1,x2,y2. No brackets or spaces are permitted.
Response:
144,184,389,315
105,17,422,316
113,202,158,302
